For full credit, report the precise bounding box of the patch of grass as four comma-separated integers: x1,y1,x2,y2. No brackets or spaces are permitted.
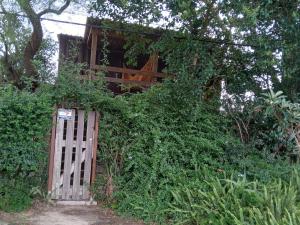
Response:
0,178,32,212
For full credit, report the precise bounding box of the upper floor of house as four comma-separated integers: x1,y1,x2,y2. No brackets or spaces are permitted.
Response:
58,18,169,94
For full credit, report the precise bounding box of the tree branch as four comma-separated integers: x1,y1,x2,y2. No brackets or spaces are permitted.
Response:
0,0,7,13
38,0,71,17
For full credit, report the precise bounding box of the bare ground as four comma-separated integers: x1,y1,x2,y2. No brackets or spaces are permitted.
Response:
0,203,144,225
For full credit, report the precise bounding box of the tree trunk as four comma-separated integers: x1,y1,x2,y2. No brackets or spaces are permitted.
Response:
17,0,43,90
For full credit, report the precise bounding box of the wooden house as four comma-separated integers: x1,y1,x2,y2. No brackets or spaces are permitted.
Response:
58,18,169,93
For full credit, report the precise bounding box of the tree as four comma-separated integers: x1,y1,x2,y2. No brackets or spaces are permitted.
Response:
0,4,29,86
90,0,232,101
89,0,300,102
0,0,72,89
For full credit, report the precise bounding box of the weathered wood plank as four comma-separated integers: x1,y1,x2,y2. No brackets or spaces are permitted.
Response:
91,112,100,183
48,111,57,192
73,110,85,199
62,110,75,199
90,31,98,68
81,75,155,87
92,65,169,78
52,111,64,199
104,77,154,87
61,140,86,148
59,149,86,187
83,112,96,199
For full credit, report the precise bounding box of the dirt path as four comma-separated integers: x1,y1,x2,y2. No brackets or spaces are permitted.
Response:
0,204,144,225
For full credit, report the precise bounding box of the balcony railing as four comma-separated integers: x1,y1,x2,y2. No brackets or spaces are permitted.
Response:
86,28,171,89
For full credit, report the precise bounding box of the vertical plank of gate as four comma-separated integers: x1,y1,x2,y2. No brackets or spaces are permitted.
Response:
91,112,99,183
62,110,75,199
73,110,84,199
52,111,64,199
83,111,96,199
48,111,57,193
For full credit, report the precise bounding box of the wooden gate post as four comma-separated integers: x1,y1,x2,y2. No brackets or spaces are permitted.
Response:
48,111,57,193
91,112,100,183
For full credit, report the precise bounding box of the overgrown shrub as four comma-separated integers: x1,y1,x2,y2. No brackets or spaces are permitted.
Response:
0,85,53,211
94,82,300,224
95,81,245,221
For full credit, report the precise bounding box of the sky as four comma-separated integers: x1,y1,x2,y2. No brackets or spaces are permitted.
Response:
42,12,87,38
41,12,87,70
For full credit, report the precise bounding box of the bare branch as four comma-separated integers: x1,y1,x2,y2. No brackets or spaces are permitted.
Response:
38,0,71,17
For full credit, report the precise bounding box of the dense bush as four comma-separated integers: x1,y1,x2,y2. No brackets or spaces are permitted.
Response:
1,67,299,224
95,81,239,221
0,177,32,212
93,81,300,224
0,85,53,211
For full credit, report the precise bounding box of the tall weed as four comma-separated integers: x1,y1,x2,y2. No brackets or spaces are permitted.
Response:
169,172,300,225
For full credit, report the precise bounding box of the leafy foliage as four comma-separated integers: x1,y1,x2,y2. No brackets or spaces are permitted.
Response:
0,85,53,211
255,90,300,157
0,1,299,221
93,82,300,224
169,171,300,225
0,177,32,212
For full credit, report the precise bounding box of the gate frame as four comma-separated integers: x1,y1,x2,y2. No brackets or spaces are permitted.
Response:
47,108,99,198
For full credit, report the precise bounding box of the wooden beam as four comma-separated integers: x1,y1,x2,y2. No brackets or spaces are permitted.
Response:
87,28,92,45
52,112,65,198
81,74,155,87
95,29,125,41
105,77,154,87
83,112,96,199
92,65,169,78
91,112,100,183
90,30,98,69
48,110,57,192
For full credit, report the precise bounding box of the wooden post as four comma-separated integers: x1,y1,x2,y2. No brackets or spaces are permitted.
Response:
90,29,98,69
52,112,65,198
48,110,57,192
91,112,100,183
83,112,96,199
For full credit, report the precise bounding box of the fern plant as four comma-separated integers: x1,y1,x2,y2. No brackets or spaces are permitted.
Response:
169,172,300,225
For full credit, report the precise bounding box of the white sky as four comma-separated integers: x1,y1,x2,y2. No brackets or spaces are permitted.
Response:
42,12,87,38
41,12,87,70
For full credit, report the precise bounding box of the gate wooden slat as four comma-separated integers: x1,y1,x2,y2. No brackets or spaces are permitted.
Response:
59,149,86,186
62,110,75,199
91,113,100,183
48,112,57,193
83,111,96,199
73,110,85,199
52,114,64,199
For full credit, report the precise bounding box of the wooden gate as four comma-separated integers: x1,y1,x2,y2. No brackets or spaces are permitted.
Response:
48,109,99,200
